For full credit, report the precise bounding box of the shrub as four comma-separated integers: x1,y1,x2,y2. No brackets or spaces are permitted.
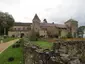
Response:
12,45,16,48
4,35,8,39
16,41,21,44
67,32,73,38
8,57,14,62
16,44,20,48
12,44,20,48
12,35,15,38
30,33,38,41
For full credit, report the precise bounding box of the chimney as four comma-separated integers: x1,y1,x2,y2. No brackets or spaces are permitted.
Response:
52,22,54,24
43,19,47,23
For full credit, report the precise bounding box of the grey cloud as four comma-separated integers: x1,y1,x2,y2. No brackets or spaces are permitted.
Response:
44,0,85,26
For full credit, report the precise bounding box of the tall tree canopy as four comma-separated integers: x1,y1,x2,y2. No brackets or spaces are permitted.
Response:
78,26,85,33
77,26,85,37
0,12,15,35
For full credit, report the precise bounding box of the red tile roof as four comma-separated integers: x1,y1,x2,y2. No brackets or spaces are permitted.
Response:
40,23,67,29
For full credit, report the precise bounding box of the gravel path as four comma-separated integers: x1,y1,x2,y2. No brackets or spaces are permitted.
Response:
0,39,19,54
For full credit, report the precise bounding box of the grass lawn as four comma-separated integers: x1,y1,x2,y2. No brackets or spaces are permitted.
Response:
0,37,17,43
32,41,53,50
3,37,17,42
0,43,23,64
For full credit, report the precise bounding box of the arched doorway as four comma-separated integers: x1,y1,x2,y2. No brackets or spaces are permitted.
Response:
20,33,24,38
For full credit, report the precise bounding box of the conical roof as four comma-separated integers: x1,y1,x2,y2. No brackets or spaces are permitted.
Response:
32,14,40,21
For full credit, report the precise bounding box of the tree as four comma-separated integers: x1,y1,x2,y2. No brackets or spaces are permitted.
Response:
0,12,15,35
67,32,73,38
77,26,85,38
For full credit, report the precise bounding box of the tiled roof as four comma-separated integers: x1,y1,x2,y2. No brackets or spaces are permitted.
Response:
40,23,55,27
55,24,67,28
14,22,32,26
40,23,67,28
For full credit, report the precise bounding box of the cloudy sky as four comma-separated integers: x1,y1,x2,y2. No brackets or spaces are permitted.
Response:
0,0,85,26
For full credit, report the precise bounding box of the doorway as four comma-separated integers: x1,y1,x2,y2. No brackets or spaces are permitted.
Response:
20,33,24,38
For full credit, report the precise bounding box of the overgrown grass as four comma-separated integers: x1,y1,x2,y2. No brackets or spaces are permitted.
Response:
0,41,23,64
0,37,17,43
32,41,53,50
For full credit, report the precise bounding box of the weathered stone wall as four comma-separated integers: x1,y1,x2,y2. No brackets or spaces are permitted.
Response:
53,40,85,64
24,40,85,64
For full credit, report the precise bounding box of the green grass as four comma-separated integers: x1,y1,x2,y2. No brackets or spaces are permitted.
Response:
3,37,17,42
0,37,17,43
32,41,53,50
0,43,23,64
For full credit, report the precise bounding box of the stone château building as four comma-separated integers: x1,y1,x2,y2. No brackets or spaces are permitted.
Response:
8,14,78,38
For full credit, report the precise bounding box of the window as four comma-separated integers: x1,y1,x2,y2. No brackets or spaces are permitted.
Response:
14,28,16,30
23,27,25,30
18,28,20,30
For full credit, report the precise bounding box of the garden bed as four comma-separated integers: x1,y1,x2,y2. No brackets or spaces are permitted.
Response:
0,39,23,64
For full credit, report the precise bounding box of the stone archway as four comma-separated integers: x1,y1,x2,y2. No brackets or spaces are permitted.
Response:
20,33,24,38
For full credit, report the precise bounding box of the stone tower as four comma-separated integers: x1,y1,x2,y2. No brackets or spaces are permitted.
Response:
31,14,41,33
65,19,78,37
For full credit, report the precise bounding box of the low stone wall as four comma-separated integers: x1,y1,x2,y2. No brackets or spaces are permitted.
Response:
24,40,85,64
53,40,85,64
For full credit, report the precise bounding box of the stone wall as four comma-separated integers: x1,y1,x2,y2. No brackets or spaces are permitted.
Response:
24,40,85,64
53,40,85,64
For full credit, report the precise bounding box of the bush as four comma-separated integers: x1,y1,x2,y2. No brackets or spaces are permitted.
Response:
8,57,14,62
30,34,38,41
67,32,73,38
16,41,21,44
12,44,20,48
4,35,8,39
12,35,15,38
12,45,16,48
16,44,20,48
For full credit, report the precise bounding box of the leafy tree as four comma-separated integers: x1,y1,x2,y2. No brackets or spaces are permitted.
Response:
0,12,15,35
77,26,85,38
67,32,73,38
